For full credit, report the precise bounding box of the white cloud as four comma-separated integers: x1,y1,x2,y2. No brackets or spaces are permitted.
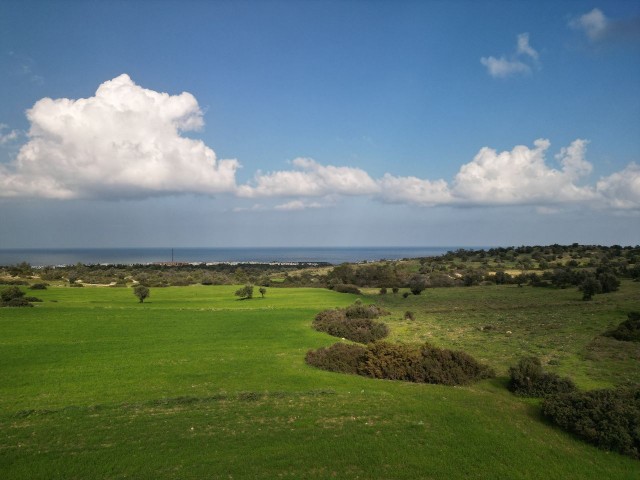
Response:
596,163,640,209
570,8,609,41
480,56,531,78
481,33,539,78
0,124,20,145
376,174,451,206
570,8,640,44
237,157,378,198
516,33,539,60
274,200,327,211
0,74,239,199
451,139,596,205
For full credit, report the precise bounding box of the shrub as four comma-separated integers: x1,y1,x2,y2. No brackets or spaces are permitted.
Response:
1,286,24,303
29,283,48,290
404,311,415,321
379,287,387,295
332,284,361,295
313,305,389,344
1,287,36,307
508,357,576,397
306,341,493,386
305,343,367,374
3,297,33,307
542,386,640,459
359,342,495,386
402,292,410,299
23,296,43,302
234,284,254,299
603,312,640,342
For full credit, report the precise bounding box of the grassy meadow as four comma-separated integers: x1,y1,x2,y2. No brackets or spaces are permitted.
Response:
1,282,639,479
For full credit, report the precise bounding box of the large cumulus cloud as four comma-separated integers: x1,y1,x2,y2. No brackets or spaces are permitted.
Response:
0,74,238,199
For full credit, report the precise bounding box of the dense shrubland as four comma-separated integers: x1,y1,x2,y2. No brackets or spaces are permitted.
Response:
2,245,638,299
508,356,640,459
542,386,640,459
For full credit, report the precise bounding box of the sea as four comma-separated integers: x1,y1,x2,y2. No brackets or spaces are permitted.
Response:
0,246,469,267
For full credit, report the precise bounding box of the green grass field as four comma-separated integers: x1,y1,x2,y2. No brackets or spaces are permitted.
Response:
1,283,639,479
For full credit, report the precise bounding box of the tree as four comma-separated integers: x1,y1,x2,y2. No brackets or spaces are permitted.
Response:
259,287,267,298
408,275,427,295
580,277,601,301
133,285,150,303
235,284,254,300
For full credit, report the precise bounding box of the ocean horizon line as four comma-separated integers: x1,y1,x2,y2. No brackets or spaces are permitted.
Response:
0,246,482,267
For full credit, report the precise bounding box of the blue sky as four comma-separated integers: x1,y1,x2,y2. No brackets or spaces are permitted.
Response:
0,0,639,248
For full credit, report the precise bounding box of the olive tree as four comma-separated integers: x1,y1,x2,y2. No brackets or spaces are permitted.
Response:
133,285,150,303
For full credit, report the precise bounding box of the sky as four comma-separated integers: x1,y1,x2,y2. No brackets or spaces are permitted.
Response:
0,0,639,248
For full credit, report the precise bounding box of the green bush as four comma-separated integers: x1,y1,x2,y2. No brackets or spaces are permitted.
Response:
29,283,48,290
1,287,36,307
508,357,576,397
305,343,367,374
542,386,640,459
234,284,254,299
313,305,389,344
360,342,495,386
306,341,495,386
603,312,640,342
331,284,361,295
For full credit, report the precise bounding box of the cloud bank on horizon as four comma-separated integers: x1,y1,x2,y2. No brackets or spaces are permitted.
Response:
0,73,638,212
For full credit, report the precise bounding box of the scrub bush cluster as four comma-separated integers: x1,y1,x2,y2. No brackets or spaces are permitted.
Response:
542,386,640,459
312,303,389,343
508,357,576,397
306,341,494,386
603,312,640,342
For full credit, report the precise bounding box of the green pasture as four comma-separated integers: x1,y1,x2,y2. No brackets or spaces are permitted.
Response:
1,283,639,479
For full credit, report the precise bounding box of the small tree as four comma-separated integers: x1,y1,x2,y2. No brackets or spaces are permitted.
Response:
408,275,427,295
133,285,150,303
235,284,254,300
580,277,601,301
259,287,267,298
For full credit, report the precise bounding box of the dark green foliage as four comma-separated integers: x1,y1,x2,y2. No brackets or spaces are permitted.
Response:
404,311,415,321
133,285,150,303
306,341,494,386
313,304,389,344
259,287,267,298
402,292,410,298
1,286,36,307
1,286,24,302
24,296,43,302
542,386,640,459
359,342,495,386
29,283,48,290
305,343,367,374
234,284,254,299
603,312,640,342
331,284,362,295
508,357,576,397
408,275,427,295
580,276,602,301
598,272,620,293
